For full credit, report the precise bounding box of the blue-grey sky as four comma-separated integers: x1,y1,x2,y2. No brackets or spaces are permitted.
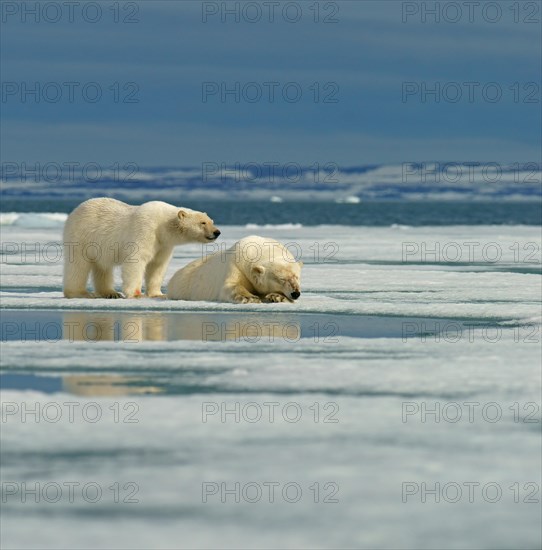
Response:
1,0,540,166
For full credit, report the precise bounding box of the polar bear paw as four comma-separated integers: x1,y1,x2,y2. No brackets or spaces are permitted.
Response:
64,290,96,299
233,293,262,304
101,291,124,299
147,292,167,299
263,293,292,303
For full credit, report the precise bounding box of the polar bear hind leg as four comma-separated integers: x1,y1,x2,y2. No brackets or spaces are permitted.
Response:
92,264,123,299
63,247,93,298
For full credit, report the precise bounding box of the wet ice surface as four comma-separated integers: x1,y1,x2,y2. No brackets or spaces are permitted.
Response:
1,224,541,549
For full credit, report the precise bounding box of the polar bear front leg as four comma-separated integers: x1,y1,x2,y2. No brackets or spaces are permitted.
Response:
263,293,293,303
121,261,147,298
144,250,172,298
224,284,262,304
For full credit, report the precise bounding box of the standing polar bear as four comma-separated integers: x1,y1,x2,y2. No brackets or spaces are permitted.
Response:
167,236,303,303
63,198,220,299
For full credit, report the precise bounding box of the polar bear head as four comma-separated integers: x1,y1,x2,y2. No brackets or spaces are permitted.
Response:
177,208,221,243
250,260,303,301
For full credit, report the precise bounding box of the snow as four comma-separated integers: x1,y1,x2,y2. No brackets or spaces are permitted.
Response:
1,223,541,549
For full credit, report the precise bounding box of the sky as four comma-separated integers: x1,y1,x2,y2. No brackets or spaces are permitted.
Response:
1,0,541,167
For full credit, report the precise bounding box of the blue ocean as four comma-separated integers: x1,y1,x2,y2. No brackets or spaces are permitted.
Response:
1,163,541,225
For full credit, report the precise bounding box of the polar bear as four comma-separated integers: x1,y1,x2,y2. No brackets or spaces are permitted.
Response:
63,198,220,299
167,236,302,303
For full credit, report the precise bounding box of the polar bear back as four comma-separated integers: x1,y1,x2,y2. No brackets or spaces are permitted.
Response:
167,253,234,301
63,198,179,251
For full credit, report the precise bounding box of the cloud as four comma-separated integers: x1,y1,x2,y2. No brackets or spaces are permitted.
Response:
1,1,539,164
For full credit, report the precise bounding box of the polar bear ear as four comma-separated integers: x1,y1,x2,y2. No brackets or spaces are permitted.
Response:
297,261,304,268
252,265,265,280
177,209,186,220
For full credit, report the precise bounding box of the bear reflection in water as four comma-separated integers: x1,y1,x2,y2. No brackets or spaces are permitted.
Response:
60,312,299,395
62,375,162,396
61,312,300,343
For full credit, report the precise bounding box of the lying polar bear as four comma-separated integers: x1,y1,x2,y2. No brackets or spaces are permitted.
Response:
167,236,303,303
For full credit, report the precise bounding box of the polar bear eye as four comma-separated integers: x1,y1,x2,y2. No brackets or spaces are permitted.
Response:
201,222,206,225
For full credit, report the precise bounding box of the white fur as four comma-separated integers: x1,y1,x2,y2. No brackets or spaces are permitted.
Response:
63,198,220,298
167,236,303,303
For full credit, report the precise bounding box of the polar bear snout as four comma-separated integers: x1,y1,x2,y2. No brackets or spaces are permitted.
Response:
276,277,301,301
261,266,302,302
177,211,221,243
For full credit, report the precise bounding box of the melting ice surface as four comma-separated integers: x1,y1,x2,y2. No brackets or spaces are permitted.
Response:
0,222,541,549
